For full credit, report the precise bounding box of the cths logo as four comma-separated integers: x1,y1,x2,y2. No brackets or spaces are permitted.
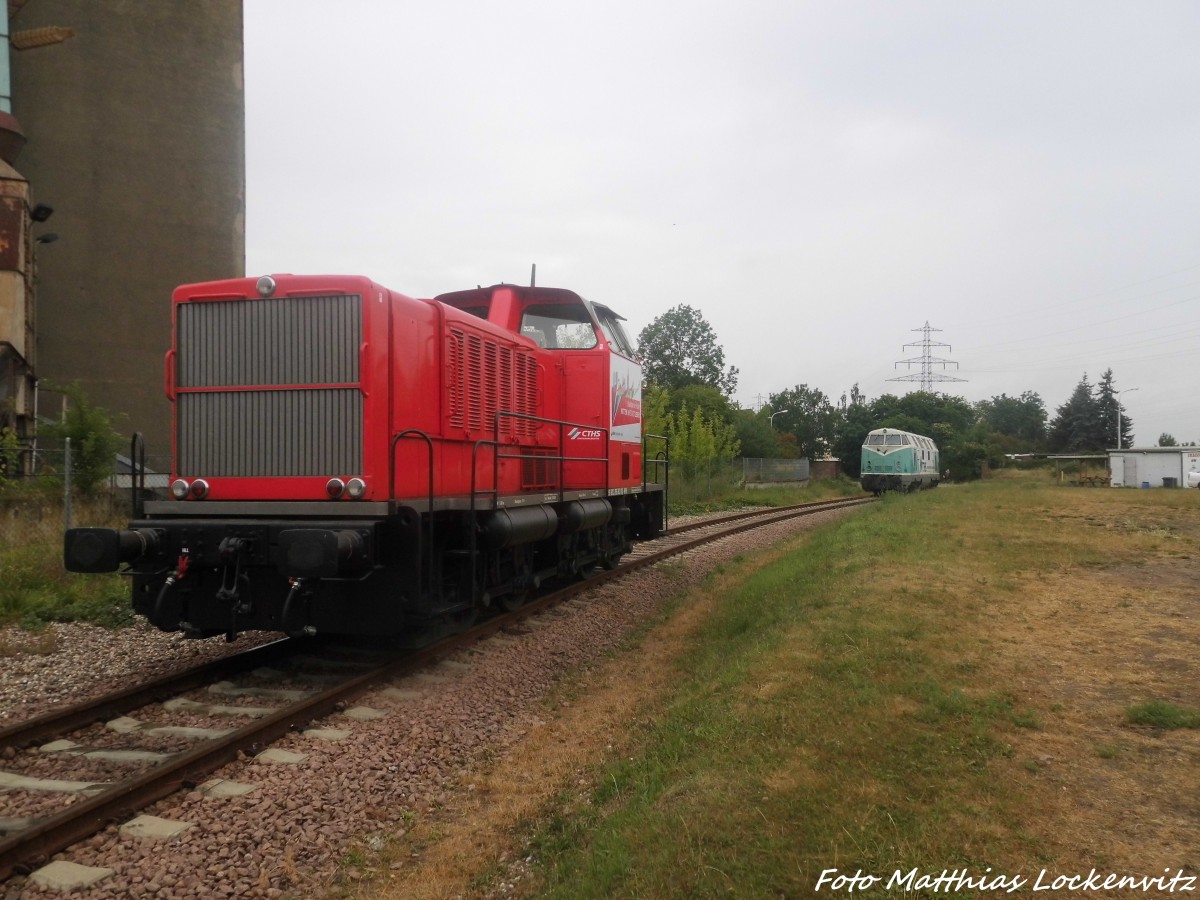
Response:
568,427,604,440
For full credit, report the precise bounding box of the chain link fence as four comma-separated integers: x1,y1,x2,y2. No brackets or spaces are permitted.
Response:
0,445,169,551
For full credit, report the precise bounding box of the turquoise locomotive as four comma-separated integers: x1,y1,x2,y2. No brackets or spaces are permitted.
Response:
859,428,940,494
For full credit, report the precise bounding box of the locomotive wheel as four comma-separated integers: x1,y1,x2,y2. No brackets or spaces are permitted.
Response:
502,553,535,610
501,589,529,612
448,606,478,633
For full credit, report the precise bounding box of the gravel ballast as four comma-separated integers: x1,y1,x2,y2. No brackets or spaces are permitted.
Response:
1,509,852,898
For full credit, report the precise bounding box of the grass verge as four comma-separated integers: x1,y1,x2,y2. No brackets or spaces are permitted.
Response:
0,494,132,629
504,481,1197,897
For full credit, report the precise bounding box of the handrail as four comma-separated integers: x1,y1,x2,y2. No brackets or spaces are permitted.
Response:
643,432,670,533
642,432,669,489
130,432,146,518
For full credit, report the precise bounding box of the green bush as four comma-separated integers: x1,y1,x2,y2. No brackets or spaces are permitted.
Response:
37,383,124,497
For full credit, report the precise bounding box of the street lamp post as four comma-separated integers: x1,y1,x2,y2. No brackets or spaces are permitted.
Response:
1117,387,1139,450
769,409,789,428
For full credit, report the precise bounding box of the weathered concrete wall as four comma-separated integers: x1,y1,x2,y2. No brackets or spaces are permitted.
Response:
810,459,842,481
11,1,244,461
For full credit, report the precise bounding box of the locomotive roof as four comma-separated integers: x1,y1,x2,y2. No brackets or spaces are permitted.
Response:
436,284,584,306
863,427,938,448
435,284,624,318
866,427,932,438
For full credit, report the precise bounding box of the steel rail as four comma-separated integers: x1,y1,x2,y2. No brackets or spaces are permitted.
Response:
664,496,871,537
0,638,299,751
0,495,871,880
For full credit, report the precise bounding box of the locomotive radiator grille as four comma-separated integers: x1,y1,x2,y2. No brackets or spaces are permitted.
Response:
177,295,362,388
175,295,364,476
177,389,363,476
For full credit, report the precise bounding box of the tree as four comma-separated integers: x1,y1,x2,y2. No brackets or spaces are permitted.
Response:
976,392,1047,448
869,391,976,437
637,305,739,397
664,402,741,480
1095,369,1133,449
641,384,672,445
1048,374,1100,452
767,385,836,460
1158,433,1178,447
0,426,18,484
830,384,875,478
641,385,740,480
941,421,1005,481
39,383,123,496
732,408,781,459
663,384,736,429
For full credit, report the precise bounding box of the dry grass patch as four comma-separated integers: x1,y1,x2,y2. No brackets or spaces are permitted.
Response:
980,556,1200,878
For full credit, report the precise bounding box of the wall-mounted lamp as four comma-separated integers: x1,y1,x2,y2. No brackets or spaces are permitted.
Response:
30,203,54,223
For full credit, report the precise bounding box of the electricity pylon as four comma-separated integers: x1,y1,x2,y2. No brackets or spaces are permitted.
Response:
888,321,965,392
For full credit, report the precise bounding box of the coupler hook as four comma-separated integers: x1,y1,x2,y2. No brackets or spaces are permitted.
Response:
215,537,253,641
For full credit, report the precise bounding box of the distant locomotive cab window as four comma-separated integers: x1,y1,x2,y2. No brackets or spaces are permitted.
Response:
884,434,903,445
521,304,599,350
866,435,885,445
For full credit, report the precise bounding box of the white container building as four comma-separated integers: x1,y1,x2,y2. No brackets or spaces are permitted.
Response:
1108,448,1200,488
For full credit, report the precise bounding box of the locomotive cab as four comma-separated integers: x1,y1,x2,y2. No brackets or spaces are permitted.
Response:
435,285,644,494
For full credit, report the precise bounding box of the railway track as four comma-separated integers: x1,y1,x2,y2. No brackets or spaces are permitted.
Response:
0,495,871,884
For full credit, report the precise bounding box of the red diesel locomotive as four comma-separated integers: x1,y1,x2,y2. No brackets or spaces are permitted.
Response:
64,275,667,640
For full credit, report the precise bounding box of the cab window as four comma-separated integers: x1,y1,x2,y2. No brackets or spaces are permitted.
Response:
520,304,599,349
593,305,636,357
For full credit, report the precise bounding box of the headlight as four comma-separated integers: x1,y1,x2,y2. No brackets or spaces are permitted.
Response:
346,478,366,499
170,479,189,500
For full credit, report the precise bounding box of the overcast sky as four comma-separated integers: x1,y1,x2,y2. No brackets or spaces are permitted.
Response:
244,1,1199,447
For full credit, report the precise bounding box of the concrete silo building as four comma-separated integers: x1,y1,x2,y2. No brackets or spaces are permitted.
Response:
7,0,244,464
